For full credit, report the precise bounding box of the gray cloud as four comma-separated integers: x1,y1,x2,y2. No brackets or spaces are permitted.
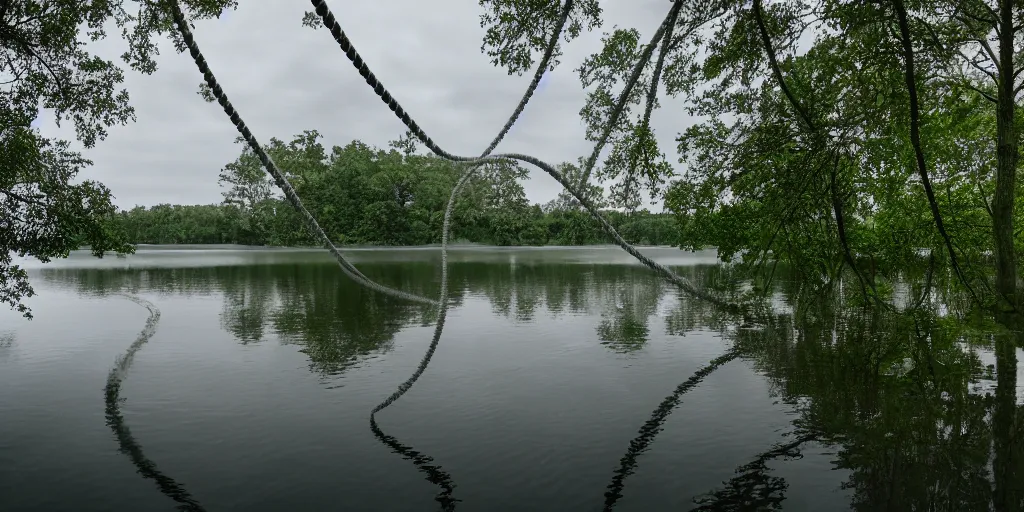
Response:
36,0,693,211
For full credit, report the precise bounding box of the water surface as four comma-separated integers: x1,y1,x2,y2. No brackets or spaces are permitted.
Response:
1,246,1020,511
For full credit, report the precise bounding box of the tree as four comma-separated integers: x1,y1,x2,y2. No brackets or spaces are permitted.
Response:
917,0,1024,318
475,0,1022,323
0,127,128,317
0,0,236,316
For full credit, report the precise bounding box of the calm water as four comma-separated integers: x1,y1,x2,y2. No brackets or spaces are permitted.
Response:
1,246,1022,511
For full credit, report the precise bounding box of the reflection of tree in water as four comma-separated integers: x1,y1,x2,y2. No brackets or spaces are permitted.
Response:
0,330,13,349
594,268,663,352
664,265,753,337
41,263,443,376
536,263,594,315
40,257,1024,510
989,329,1023,512
42,260,732,381
510,264,544,322
217,265,278,343
599,268,1022,511
457,261,728,352
691,433,813,512
706,296,1009,511
268,263,434,375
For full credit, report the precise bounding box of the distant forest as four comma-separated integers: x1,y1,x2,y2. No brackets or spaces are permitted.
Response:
113,133,681,247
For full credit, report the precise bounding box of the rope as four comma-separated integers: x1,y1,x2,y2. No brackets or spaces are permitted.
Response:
167,2,437,308
306,0,741,313
620,2,680,205
172,0,740,312
368,0,572,416
479,0,574,158
367,0,574,409
370,169,473,415
166,0,746,506
365,4,575,505
578,0,684,187
104,294,206,512
366,168,477,511
168,1,577,505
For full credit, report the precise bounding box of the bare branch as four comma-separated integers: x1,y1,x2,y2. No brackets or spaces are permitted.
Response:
893,0,982,304
959,47,998,81
964,81,999,102
976,37,1001,69
0,188,47,207
751,0,815,131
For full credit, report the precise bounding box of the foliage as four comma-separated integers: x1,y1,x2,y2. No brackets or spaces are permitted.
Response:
115,132,681,248
475,0,1024,322
0,126,132,317
0,0,237,317
475,0,603,75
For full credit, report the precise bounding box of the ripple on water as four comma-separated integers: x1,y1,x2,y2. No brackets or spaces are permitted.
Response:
4,248,985,511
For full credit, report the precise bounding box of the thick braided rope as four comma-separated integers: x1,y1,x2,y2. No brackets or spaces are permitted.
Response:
166,2,743,503
173,0,738,314
310,0,486,163
367,0,574,412
169,0,575,503
167,2,437,307
308,0,741,314
478,0,574,157
367,167,489,510
156,4,752,509
370,168,476,415
104,295,206,511
507,152,740,312
620,3,680,203
641,7,676,137
364,5,576,502
578,0,683,187
366,0,574,458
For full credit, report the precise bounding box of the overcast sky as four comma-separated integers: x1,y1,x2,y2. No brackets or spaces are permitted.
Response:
35,0,694,211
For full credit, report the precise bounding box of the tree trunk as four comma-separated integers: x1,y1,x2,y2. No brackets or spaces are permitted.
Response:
993,0,1019,320
992,332,1022,511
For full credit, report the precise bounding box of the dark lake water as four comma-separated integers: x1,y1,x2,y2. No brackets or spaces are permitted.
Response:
1,245,1022,511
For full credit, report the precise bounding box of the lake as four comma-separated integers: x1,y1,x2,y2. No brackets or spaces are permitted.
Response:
1,246,1022,511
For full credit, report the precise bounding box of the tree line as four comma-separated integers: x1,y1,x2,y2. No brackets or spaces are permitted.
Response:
113,132,681,247
7,0,1024,324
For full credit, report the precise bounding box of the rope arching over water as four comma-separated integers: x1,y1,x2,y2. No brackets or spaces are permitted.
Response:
166,0,746,507
166,3,437,308
165,0,575,505
305,0,740,313
366,0,574,405
169,0,741,312
367,168,477,511
365,4,576,505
